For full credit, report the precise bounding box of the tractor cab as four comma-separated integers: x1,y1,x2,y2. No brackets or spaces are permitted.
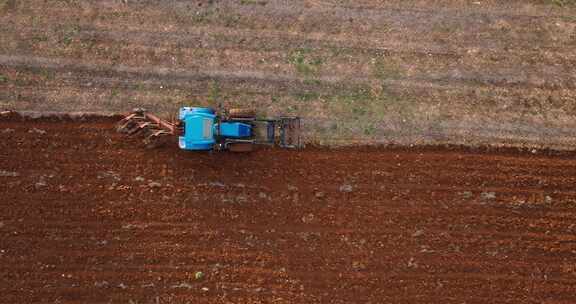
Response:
178,107,253,151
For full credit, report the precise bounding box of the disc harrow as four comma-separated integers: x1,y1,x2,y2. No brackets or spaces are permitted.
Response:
116,109,179,148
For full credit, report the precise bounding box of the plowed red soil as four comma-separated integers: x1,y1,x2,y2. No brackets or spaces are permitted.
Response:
2,118,576,303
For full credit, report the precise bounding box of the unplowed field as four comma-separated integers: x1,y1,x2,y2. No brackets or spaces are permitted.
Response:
2,117,576,303
1,0,576,147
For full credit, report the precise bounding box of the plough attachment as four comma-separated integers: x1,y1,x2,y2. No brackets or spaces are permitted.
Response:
116,109,179,149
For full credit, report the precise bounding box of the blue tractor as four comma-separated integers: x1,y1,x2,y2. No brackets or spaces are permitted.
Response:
116,107,301,151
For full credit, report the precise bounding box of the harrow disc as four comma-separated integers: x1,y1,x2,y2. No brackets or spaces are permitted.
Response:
143,130,172,149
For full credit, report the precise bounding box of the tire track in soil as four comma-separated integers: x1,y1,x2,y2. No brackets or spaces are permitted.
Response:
3,54,573,103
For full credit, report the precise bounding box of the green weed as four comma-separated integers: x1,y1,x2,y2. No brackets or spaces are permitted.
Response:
57,0,81,6
208,81,221,105
222,14,243,27
303,79,321,86
432,21,459,33
110,88,120,99
363,123,377,136
31,34,48,43
288,48,324,77
333,87,374,105
239,0,267,5
286,104,298,113
373,57,403,79
40,69,55,80
172,7,215,25
552,0,575,7
328,47,345,57
59,24,80,46
320,84,419,140
295,91,320,102
0,0,16,12
0,74,8,83
133,83,145,91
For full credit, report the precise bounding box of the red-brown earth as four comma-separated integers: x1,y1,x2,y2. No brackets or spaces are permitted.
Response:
2,117,576,303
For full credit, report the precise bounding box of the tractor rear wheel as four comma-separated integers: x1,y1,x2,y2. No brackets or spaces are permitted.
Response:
228,108,255,119
228,142,254,152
